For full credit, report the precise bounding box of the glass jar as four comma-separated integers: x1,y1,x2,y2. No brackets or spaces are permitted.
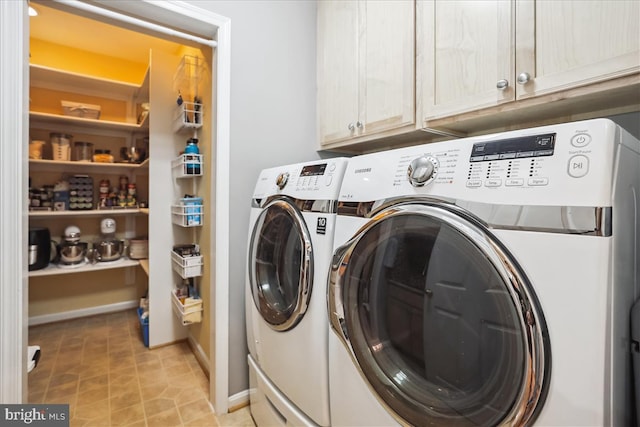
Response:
74,141,94,162
93,149,114,163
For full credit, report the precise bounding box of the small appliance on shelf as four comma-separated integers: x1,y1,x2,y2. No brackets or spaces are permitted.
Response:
93,218,125,263
57,225,89,267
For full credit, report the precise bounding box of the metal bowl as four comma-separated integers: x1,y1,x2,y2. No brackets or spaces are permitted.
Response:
59,242,88,265
120,146,146,163
95,239,124,262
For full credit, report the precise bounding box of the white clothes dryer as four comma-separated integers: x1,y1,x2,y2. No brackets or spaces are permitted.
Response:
327,119,639,426
246,158,348,426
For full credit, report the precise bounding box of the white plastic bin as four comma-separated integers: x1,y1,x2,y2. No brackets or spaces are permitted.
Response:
171,251,203,278
171,197,203,227
171,291,203,325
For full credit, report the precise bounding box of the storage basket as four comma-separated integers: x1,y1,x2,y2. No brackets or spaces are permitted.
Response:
172,197,203,227
171,291,203,325
61,100,101,119
173,102,203,133
171,251,203,278
137,307,149,347
171,154,203,178
129,237,149,259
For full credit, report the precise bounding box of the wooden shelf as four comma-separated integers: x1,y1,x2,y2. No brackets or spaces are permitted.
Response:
29,159,147,174
139,259,150,276
30,111,148,132
29,258,139,277
29,209,143,218
30,64,148,101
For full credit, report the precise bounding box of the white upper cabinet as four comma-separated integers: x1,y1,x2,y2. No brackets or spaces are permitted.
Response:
317,1,359,145
318,0,415,148
520,1,640,97
418,0,640,125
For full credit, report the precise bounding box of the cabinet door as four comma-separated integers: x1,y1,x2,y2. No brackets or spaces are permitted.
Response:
418,0,514,123
516,0,640,99
360,0,415,136
317,0,359,145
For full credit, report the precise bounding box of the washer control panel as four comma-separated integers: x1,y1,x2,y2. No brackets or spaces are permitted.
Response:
293,162,337,190
253,159,349,201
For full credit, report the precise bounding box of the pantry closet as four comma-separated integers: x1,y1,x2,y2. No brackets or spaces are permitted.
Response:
0,0,232,414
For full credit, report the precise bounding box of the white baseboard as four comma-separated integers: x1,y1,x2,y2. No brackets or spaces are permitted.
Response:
228,389,250,412
28,300,139,326
187,334,210,375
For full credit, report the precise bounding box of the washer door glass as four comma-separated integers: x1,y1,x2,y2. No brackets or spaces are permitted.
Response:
250,199,313,331
330,204,548,426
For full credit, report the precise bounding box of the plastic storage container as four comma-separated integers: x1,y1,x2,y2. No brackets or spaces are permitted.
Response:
171,292,203,325
50,133,72,161
93,149,114,163
171,250,203,278
137,307,149,347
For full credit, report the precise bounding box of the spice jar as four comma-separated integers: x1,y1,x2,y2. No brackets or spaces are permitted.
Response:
93,149,114,163
99,179,110,208
127,183,137,207
119,175,129,191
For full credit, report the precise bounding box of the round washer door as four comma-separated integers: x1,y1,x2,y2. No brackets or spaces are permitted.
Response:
249,198,313,332
328,203,550,426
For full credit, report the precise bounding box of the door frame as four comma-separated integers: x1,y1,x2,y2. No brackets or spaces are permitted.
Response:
0,0,232,415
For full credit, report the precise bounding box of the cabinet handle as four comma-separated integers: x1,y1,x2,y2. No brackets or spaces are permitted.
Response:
517,72,531,85
356,121,363,129
348,122,355,131
496,79,509,90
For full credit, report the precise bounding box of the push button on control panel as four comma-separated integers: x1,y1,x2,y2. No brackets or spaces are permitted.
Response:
568,155,589,178
528,177,549,186
571,133,591,148
485,179,502,188
505,178,524,187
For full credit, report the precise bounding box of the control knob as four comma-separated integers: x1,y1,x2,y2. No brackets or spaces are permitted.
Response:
276,172,289,189
407,156,439,187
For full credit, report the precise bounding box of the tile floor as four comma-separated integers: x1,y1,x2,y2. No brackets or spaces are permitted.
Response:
28,310,255,427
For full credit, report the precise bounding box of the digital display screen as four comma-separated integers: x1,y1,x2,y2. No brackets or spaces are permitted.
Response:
470,133,556,162
300,164,327,176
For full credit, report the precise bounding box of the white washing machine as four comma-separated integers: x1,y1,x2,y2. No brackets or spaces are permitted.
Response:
327,119,639,426
246,158,348,426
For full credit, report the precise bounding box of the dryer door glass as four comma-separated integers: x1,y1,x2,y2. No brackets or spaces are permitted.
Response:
250,199,313,331
329,204,549,426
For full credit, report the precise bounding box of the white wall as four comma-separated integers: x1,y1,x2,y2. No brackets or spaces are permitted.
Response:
183,0,320,395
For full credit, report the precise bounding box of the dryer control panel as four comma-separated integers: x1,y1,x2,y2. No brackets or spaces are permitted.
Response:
466,133,555,189
339,119,634,207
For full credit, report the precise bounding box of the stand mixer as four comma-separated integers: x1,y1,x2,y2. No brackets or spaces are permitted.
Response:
94,218,125,262
57,225,88,266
